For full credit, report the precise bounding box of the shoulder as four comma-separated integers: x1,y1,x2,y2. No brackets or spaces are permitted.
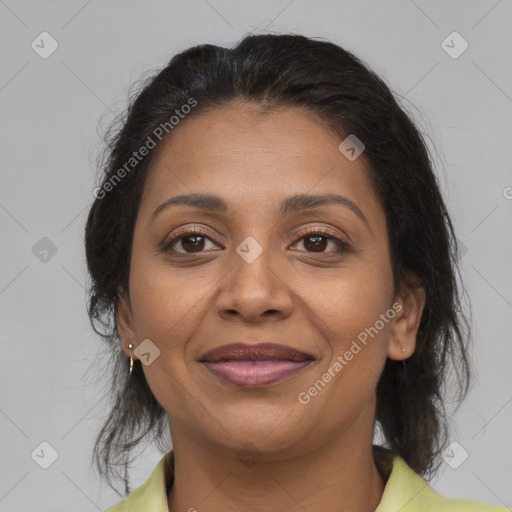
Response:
104,451,174,512
376,453,508,512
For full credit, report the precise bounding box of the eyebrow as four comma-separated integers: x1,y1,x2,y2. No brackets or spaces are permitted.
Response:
150,192,369,228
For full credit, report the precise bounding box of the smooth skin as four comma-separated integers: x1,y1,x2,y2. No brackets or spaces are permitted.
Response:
116,100,426,512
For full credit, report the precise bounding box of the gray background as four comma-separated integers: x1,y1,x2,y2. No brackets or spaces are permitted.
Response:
1,0,511,510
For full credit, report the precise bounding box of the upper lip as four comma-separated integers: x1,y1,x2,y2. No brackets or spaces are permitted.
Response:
199,343,314,362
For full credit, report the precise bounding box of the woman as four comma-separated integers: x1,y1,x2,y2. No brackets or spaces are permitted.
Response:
85,33,506,511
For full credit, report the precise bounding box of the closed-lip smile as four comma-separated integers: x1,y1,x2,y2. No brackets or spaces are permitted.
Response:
199,342,314,387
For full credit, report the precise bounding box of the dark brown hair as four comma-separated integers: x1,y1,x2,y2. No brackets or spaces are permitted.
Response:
85,33,471,495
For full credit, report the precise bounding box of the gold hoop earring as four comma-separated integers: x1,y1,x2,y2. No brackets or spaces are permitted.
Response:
128,343,134,377
397,341,407,370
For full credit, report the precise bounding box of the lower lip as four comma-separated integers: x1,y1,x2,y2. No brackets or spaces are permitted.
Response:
201,360,312,387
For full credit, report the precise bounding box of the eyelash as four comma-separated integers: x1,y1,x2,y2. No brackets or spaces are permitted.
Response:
159,227,351,256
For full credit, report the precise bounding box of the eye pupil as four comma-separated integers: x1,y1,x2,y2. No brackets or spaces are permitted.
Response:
304,235,327,252
182,235,205,252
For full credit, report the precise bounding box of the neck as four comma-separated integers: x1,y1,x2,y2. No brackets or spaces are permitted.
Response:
167,418,387,511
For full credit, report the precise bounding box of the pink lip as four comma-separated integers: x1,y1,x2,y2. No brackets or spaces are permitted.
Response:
202,360,312,387
199,343,314,387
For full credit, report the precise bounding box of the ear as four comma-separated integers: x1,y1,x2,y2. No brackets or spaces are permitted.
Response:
116,287,139,360
387,280,426,360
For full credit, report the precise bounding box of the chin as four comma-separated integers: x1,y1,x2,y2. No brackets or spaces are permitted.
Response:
209,406,307,452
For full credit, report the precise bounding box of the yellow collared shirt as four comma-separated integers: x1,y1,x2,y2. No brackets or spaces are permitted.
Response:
105,450,508,511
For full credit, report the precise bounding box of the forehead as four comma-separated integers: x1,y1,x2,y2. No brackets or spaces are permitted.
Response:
153,102,342,164
141,102,381,221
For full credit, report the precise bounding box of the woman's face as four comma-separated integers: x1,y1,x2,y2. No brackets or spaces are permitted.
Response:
117,101,424,458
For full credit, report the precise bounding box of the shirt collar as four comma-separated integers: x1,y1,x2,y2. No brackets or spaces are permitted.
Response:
107,447,438,512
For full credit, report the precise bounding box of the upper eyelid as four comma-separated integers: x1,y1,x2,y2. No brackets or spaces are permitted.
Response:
167,225,344,240
298,226,344,237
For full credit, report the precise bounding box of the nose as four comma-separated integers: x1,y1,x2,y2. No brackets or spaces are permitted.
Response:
215,244,294,323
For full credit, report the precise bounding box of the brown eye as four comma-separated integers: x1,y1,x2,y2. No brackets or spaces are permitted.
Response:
303,234,328,252
162,229,220,254
179,235,206,253
292,228,350,254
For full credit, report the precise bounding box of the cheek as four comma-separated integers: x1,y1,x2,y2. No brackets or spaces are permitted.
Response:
127,246,219,382
294,263,393,398
130,267,211,341
127,260,213,420
297,275,392,426
296,261,393,340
